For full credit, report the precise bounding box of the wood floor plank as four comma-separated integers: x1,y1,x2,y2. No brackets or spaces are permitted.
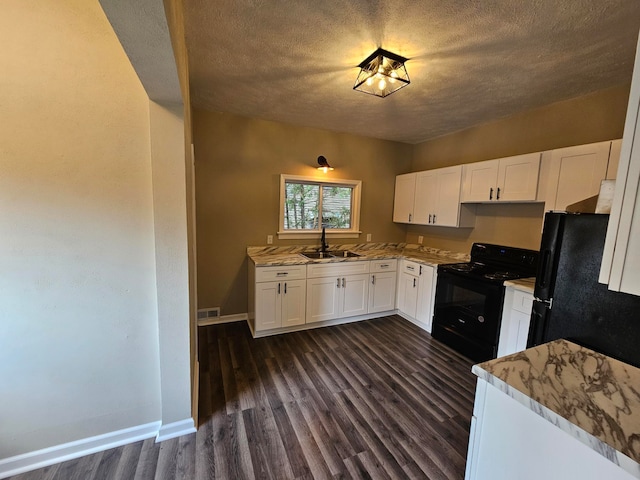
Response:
9,315,475,480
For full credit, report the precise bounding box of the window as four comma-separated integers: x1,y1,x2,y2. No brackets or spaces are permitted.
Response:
278,174,361,239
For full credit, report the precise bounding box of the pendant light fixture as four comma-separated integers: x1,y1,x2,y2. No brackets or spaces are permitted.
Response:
353,48,410,98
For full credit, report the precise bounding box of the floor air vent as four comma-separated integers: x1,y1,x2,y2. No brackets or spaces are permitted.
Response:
197,307,221,326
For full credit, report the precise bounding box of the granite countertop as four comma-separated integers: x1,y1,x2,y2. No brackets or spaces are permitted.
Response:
474,339,640,478
247,243,469,267
503,276,536,293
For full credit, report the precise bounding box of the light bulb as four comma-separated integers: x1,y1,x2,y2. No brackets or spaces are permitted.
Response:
378,79,386,91
322,166,328,173
366,77,373,86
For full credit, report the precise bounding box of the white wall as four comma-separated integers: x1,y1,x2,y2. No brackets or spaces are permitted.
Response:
0,0,161,458
149,101,193,431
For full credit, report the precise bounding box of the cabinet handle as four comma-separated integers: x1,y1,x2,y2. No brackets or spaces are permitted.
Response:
419,265,422,275
489,187,493,200
428,214,432,224
276,272,288,277
413,278,417,288
278,283,281,294
433,214,437,224
496,187,501,200
407,265,415,271
337,278,340,288
380,264,389,268
284,282,287,294
409,213,412,222
342,278,346,288
372,275,375,285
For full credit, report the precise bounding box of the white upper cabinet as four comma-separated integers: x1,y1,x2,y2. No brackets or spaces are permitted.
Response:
600,33,640,297
540,141,613,212
461,152,541,203
392,173,416,223
393,165,475,227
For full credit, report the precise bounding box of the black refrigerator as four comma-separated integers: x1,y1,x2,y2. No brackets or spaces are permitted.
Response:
528,212,640,368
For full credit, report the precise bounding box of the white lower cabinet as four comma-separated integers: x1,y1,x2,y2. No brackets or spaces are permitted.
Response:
250,264,307,332
255,279,306,329
497,286,534,357
396,259,437,332
306,261,370,324
368,259,398,314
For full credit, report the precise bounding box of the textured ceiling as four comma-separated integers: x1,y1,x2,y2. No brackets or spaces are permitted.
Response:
184,0,640,144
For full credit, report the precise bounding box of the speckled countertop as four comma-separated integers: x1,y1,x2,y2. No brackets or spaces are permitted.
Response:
247,242,469,267
474,339,640,478
503,276,536,293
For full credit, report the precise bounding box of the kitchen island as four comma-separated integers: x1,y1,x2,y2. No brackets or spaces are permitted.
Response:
466,339,640,479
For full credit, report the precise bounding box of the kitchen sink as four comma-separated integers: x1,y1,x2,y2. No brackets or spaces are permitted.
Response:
300,250,361,259
300,251,335,259
328,250,361,258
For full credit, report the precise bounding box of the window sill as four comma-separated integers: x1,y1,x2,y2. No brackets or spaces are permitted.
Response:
277,231,362,240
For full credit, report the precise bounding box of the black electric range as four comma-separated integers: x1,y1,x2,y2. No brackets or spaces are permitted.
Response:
432,243,539,362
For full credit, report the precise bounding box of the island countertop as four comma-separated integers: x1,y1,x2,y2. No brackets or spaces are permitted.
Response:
473,339,640,477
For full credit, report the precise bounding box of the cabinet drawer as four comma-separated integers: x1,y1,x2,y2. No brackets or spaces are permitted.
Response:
401,260,421,276
512,289,533,314
255,264,306,282
370,259,398,273
307,261,370,278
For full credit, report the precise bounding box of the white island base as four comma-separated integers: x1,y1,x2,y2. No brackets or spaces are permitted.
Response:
466,340,640,480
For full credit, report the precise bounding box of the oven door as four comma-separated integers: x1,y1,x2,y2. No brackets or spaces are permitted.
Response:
432,270,506,362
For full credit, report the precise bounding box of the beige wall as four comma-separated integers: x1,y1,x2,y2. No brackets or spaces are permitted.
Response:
406,83,631,252
194,110,412,314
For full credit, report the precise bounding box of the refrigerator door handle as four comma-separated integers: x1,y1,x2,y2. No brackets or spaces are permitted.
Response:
537,249,553,289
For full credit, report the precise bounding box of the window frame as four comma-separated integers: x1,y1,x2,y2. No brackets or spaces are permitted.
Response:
278,174,362,239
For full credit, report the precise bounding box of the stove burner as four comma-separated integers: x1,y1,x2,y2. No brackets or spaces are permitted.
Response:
483,271,516,281
447,262,485,273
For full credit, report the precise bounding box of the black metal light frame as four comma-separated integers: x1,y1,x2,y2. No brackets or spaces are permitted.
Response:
353,48,410,98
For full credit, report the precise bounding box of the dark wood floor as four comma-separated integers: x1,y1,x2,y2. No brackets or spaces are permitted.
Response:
9,315,476,479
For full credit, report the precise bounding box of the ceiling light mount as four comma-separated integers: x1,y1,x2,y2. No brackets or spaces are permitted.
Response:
354,48,410,98
317,155,334,173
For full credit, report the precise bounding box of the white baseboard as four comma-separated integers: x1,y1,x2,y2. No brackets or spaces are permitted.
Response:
0,421,161,480
251,310,397,338
155,418,196,443
197,312,248,327
397,311,432,334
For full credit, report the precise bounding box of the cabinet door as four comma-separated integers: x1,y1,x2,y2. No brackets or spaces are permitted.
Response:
415,264,435,330
393,173,416,223
255,281,282,330
306,277,341,323
281,280,306,327
413,170,438,224
368,271,397,313
496,153,541,202
545,141,610,211
461,159,499,202
397,272,418,318
434,166,463,226
600,36,640,296
341,274,369,318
